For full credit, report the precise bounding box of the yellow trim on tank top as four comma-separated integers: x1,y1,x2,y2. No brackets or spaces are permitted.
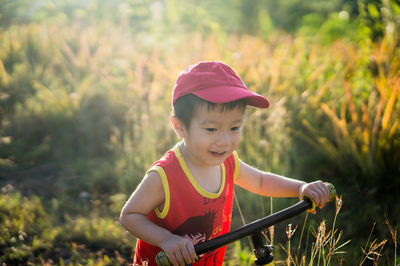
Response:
173,143,226,199
232,150,240,180
147,166,170,219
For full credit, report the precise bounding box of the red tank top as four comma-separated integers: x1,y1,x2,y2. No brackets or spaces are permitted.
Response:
134,144,239,265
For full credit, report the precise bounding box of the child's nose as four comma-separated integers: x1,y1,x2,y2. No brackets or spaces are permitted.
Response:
216,132,231,145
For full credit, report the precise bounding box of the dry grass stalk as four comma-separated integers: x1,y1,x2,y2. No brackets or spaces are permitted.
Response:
285,224,298,265
385,217,398,266
360,239,387,266
359,222,387,266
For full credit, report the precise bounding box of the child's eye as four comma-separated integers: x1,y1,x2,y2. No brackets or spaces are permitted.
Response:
231,126,241,131
205,128,217,132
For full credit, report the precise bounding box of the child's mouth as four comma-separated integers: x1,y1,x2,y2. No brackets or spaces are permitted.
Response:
210,151,226,157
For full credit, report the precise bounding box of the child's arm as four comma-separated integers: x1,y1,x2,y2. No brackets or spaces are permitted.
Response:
120,171,197,265
234,160,330,211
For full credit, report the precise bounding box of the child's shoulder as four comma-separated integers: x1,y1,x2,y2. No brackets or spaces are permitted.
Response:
144,170,162,183
138,170,165,200
150,146,177,165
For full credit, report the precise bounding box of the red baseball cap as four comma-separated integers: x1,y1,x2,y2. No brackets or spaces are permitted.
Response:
172,61,270,108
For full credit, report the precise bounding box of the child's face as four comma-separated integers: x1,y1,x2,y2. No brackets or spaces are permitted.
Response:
180,103,245,167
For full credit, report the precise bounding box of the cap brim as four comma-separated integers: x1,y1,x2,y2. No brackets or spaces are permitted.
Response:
192,86,270,108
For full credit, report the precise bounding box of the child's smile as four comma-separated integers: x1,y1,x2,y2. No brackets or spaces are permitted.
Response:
210,151,227,157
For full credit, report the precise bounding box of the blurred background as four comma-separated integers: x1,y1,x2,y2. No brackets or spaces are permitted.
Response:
0,0,399,265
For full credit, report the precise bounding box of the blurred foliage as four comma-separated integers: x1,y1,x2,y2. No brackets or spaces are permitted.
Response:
0,185,134,265
0,0,399,264
279,33,400,256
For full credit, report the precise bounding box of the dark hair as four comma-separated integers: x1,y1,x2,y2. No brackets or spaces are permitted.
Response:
173,94,246,128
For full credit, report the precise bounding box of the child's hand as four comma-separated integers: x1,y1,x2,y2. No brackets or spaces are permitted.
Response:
299,181,330,214
160,234,197,266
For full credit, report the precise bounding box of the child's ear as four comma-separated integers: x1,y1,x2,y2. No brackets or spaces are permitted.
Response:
170,115,186,138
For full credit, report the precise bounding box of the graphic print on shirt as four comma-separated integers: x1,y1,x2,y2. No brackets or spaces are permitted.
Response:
172,210,217,245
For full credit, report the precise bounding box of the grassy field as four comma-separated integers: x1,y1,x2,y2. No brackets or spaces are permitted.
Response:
1,1,399,265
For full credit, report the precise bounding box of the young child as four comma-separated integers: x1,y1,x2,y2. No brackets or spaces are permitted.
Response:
120,61,330,266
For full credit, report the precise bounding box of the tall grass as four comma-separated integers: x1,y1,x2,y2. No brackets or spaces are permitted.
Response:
227,195,396,265
272,196,350,266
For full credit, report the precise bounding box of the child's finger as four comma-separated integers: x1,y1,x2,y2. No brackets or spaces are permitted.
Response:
164,246,184,266
186,242,198,263
313,181,329,207
165,251,178,266
323,183,330,203
174,251,185,266
318,182,330,206
307,190,320,207
314,186,327,208
181,242,197,264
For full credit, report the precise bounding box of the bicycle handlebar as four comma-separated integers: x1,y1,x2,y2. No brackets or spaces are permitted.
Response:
155,183,336,266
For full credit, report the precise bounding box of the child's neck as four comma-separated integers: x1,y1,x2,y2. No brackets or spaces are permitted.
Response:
179,143,222,193
188,164,222,194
